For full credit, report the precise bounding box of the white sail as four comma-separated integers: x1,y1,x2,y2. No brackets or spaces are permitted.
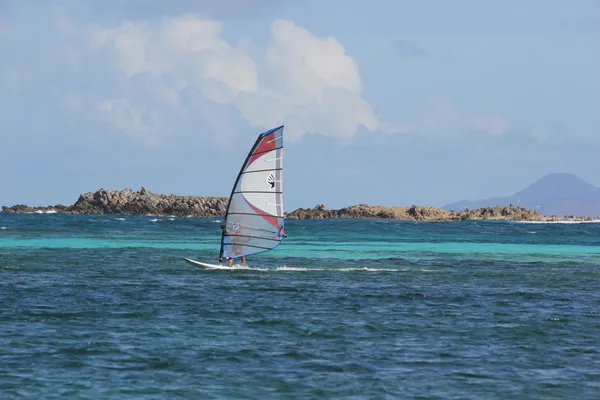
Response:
219,126,285,261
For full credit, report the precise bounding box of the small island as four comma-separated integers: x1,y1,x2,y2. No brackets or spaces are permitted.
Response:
2,187,597,222
2,188,228,217
286,203,596,222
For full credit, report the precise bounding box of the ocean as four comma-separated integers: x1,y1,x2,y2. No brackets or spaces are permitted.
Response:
1,213,599,399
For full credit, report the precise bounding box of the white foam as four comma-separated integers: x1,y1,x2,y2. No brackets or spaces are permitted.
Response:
115,218,126,221
215,263,255,270
274,266,433,272
0,226,7,230
275,266,309,271
34,209,57,214
205,264,437,273
515,220,600,224
338,267,403,272
149,218,159,222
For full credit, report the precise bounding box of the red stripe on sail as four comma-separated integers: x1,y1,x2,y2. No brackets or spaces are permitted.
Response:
247,132,275,167
246,198,280,228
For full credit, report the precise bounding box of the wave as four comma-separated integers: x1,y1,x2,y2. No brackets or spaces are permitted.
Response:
229,265,438,273
147,217,175,222
33,210,57,214
196,264,434,272
275,266,433,272
514,220,600,224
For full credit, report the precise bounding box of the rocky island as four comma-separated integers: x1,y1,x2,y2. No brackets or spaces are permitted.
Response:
286,203,597,222
2,187,598,222
2,188,228,217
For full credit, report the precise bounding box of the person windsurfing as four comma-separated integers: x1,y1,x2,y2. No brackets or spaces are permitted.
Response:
221,223,246,267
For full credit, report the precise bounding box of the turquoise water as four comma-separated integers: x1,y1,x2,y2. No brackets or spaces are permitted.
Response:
1,213,599,399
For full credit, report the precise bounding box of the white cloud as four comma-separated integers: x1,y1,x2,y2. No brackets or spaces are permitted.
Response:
3,8,512,147
87,15,379,144
91,15,259,95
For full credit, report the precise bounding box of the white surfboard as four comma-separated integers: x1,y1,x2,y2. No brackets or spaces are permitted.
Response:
183,258,248,270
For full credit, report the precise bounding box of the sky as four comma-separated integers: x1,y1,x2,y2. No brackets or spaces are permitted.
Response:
1,0,599,210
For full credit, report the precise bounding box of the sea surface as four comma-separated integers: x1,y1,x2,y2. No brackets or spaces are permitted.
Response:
1,213,599,399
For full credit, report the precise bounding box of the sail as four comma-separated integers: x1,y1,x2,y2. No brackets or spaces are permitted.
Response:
219,126,285,261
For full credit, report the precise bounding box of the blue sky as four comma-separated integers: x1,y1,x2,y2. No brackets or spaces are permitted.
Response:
1,0,599,210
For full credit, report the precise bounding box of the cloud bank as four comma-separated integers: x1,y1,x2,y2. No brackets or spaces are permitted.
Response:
1,5,514,148
83,15,379,145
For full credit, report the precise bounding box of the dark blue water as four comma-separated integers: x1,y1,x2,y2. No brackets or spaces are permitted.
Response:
1,213,599,399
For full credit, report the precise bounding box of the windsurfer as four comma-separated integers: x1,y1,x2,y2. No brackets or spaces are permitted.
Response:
222,224,247,267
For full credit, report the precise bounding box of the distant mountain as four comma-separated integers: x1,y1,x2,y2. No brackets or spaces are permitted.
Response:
443,173,600,217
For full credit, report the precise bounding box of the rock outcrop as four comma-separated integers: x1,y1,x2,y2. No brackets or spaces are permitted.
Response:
286,203,595,222
3,188,598,221
2,187,228,217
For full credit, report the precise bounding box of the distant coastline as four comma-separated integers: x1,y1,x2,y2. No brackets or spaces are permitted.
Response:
2,187,598,222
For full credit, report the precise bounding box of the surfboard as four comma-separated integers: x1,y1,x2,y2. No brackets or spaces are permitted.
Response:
183,258,248,270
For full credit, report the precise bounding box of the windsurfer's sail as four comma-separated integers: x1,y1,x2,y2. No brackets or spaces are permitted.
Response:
219,126,285,262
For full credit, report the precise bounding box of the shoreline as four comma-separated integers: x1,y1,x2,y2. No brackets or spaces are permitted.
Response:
2,187,598,222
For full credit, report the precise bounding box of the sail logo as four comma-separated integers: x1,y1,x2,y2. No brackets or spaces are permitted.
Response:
267,173,275,189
